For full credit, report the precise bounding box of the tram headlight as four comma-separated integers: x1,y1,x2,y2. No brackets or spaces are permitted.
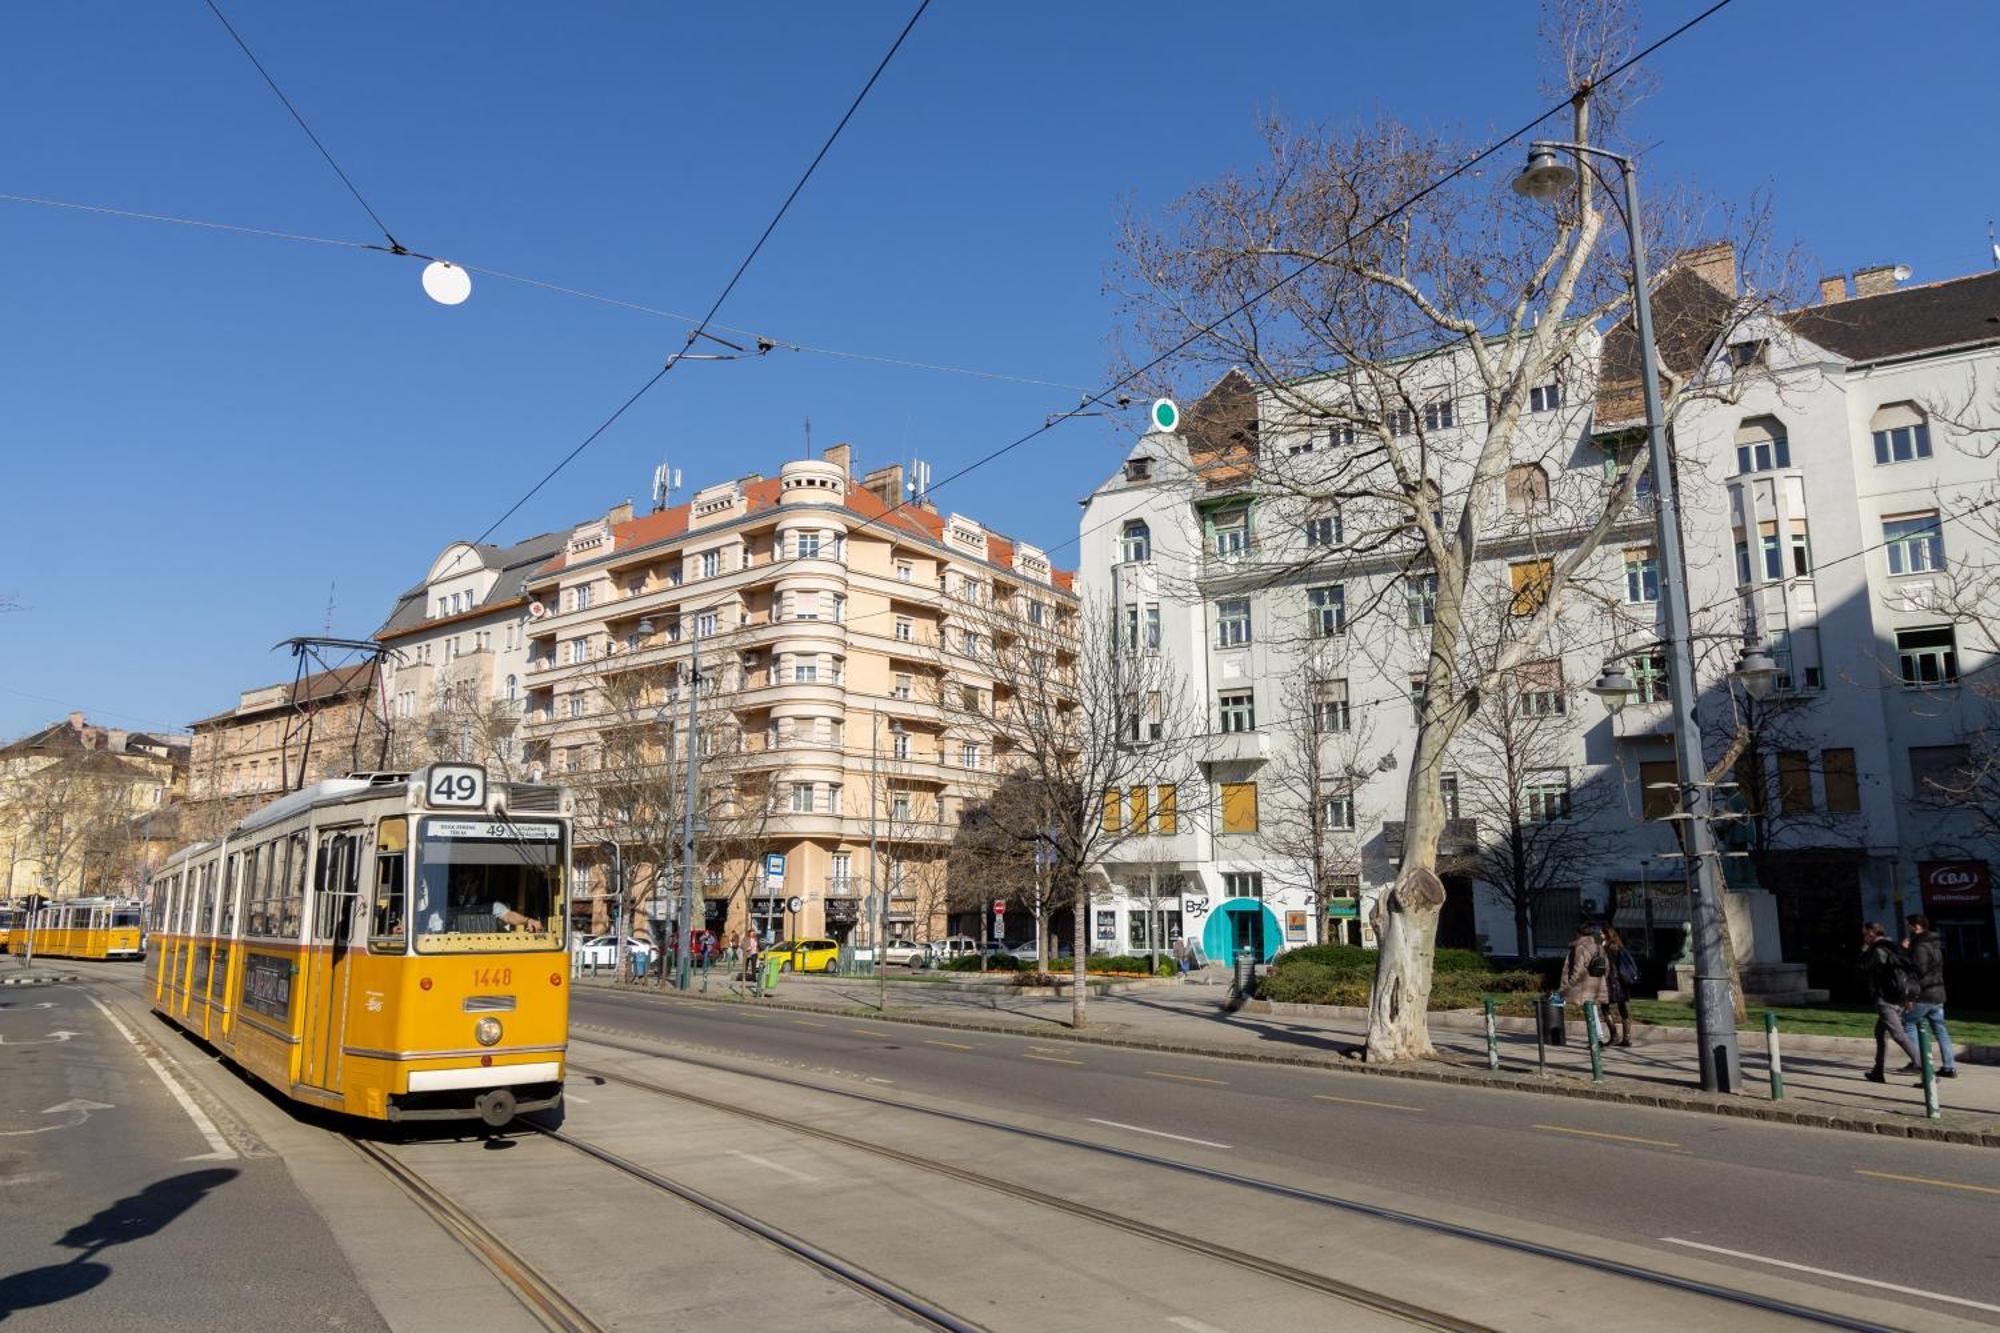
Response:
474,1016,504,1047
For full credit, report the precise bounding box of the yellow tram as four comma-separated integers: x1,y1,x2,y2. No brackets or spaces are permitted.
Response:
146,764,573,1126
5,897,145,960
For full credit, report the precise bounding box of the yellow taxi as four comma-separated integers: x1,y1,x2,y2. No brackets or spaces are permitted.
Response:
767,938,841,973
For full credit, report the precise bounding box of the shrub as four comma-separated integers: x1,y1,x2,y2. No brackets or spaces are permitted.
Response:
940,954,1025,972
1085,953,1159,974
1270,944,1377,975
1256,963,1540,1010
1434,948,1498,974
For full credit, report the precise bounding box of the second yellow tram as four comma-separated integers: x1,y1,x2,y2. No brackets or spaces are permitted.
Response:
146,764,574,1126
4,897,145,960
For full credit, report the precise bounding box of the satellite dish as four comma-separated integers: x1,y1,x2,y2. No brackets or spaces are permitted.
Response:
1892,264,1913,282
422,260,473,306
528,600,547,619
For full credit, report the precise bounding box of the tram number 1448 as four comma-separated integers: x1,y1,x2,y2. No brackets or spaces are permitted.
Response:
473,967,514,988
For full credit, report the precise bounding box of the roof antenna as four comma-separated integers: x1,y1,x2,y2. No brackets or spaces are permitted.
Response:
651,458,683,512
803,416,812,459
1990,219,1998,269
323,581,336,635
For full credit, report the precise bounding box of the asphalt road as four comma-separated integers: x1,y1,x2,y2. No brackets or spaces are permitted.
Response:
573,986,2000,1323
0,975,387,1332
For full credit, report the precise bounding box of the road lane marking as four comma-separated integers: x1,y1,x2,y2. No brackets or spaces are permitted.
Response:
84,993,236,1161
848,1028,881,1037
865,1077,895,1085
1313,1093,1425,1113
1169,1318,1233,1333
924,1039,977,1051
1856,1169,2000,1196
1660,1238,2000,1315
1145,1070,1227,1086
793,1019,829,1029
728,1149,819,1183
1023,1053,1084,1066
1087,1118,1232,1149
1533,1124,1677,1148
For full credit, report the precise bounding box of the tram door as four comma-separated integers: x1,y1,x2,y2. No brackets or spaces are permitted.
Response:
300,829,362,1092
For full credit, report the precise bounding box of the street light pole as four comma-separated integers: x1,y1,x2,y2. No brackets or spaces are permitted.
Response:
676,628,702,991
1517,139,1742,1093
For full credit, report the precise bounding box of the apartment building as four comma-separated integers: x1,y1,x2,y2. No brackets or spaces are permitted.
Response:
374,529,570,771
186,663,382,833
0,712,187,898
1081,250,1999,995
518,445,1077,946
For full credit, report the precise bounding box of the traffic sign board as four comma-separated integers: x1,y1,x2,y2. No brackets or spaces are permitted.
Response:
1151,398,1180,432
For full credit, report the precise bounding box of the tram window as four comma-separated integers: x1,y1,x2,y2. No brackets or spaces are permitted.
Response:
371,817,408,953
221,856,240,938
411,819,564,954
280,832,307,938
114,908,141,929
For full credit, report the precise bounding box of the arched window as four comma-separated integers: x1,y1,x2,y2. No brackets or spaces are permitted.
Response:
1734,417,1790,475
505,674,518,702
1505,463,1551,515
1121,520,1152,564
1870,403,1932,466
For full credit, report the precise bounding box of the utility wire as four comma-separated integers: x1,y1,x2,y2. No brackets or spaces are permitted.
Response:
456,0,932,553
201,0,402,250
0,192,1082,391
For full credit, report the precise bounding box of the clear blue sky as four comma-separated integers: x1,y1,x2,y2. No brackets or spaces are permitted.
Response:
4,1,1997,738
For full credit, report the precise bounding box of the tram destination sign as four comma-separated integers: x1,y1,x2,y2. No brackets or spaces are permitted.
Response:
427,820,561,841
426,763,486,808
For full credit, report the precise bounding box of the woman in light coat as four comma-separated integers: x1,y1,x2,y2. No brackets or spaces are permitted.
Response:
1562,922,1610,1040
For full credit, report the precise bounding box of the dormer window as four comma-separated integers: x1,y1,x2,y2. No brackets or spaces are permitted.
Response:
1124,455,1153,481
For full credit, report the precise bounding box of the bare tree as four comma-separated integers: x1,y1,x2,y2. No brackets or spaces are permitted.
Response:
384,674,525,782
939,591,1200,1027
1254,644,1376,947
1455,657,1616,958
1111,3,1787,1060
0,754,149,898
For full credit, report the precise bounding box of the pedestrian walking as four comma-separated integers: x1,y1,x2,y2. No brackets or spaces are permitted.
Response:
1602,925,1639,1047
1859,922,1923,1083
1900,914,1958,1079
1562,921,1610,1043
742,929,761,980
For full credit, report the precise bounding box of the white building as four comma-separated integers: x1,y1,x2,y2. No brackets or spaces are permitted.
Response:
375,529,573,772
1079,253,1999,996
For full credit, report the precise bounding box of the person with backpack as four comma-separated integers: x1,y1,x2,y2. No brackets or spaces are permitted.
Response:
1601,925,1639,1047
1562,921,1610,1043
1900,914,1958,1079
1859,921,1923,1084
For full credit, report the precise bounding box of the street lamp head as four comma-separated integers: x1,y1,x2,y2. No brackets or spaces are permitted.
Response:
1589,661,1638,715
1511,143,1577,202
636,617,655,637
1731,644,1780,700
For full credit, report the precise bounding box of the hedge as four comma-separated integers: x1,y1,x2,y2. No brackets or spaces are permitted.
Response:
1258,961,1540,1010
1270,944,1498,977
940,954,1027,972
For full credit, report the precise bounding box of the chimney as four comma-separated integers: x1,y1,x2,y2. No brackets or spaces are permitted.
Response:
605,499,634,526
859,463,903,509
67,710,85,730
1853,264,1904,298
821,442,853,479
1817,274,1848,304
1682,241,1737,297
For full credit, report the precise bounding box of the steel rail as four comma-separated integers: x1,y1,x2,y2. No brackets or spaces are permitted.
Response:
533,1126,982,1333
343,1135,600,1333
567,1060,1487,1332
570,1030,1900,1333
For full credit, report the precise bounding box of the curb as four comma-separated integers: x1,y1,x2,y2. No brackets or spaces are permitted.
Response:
582,983,2000,1149
1245,998,2000,1064
1,974,81,986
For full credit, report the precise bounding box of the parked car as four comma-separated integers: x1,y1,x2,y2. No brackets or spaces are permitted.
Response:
1006,940,1069,964
922,935,982,966
879,939,927,967
766,938,841,973
572,935,653,972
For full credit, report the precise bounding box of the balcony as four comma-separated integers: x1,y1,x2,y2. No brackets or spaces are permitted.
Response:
1197,730,1270,764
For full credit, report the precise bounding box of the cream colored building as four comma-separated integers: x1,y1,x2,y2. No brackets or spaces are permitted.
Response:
1,712,186,899
520,445,1077,947
186,664,382,834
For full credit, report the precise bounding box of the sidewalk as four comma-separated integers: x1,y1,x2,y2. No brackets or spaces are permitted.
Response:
579,971,2000,1146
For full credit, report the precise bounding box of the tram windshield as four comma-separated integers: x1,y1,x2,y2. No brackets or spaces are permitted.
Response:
413,818,566,954
112,909,141,929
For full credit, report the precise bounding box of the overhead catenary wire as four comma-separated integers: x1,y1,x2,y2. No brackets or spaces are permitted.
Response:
201,0,403,250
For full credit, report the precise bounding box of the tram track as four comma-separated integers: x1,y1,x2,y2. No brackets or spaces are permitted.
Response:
343,1134,601,1333
569,1031,1904,1333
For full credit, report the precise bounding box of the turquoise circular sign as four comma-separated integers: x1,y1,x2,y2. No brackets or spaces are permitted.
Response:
1151,398,1180,433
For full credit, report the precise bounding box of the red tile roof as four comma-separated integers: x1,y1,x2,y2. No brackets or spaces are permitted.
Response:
532,473,1074,591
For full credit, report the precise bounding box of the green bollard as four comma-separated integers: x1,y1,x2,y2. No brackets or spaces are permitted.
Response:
1919,1023,1940,1120
1585,1001,1604,1083
1483,995,1500,1072
1764,1011,1784,1100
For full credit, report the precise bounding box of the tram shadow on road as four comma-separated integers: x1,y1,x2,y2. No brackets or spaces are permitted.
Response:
0,1167,239,1323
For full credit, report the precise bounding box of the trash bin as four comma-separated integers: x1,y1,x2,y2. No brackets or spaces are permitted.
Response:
1537,994,1567,1047
760,955,782,996
1232,947,1257,996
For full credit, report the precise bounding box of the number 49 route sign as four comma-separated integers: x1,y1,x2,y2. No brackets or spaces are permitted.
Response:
427,764,485,808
